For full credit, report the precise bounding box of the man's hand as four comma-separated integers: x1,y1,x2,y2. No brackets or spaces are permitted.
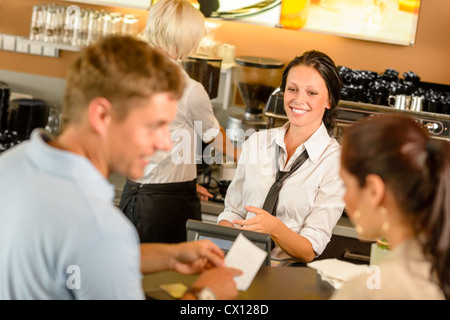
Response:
171,240,225,274
184,267,242,300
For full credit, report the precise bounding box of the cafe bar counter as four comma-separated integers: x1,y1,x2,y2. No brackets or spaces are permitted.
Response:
143,266,334,300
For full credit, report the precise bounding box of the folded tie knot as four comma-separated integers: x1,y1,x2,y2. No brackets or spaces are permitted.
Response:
276,170,290,182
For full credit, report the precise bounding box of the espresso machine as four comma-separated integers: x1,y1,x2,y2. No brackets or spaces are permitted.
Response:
227,56,285,147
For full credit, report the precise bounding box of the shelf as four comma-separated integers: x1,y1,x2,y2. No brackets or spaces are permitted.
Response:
338,100,450,121
0,33,82,58
21,38,81,53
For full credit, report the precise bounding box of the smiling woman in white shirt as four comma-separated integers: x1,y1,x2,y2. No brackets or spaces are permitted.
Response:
218,51,346,262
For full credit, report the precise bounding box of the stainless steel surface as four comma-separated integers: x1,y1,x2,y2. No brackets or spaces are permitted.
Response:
388,94,410,110
336,100,450,141
265,87,288,129
410,96,425,112
226,111,268,147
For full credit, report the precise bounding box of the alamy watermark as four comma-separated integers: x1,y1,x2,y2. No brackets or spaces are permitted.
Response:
366,265,381,290
66,265,81,290
172,121,280,174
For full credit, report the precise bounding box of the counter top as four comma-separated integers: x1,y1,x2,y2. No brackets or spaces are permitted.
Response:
143,265,334,300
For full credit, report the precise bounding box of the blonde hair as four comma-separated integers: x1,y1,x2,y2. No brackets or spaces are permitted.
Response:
63,35,185,125
144,0,205,60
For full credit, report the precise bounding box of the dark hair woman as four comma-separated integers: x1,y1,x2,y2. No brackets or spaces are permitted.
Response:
280,50,343,134
218,50,346,263
333,115,449,300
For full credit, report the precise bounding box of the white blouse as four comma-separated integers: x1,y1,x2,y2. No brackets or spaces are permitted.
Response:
135,62,220,184
218,122,346,260
331,239,445,300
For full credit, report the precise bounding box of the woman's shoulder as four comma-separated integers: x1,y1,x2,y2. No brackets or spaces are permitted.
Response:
333,240,446,300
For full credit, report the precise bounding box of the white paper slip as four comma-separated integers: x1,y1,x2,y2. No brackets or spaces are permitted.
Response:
307,258,368,289
224,233,268,291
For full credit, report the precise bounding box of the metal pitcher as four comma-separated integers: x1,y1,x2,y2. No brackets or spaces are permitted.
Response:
388,94,411,110
410,96,425,112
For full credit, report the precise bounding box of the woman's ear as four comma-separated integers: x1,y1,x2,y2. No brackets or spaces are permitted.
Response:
87,97,112,135
365,174,386,208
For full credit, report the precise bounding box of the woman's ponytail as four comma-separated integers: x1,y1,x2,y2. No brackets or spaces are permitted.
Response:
423,139,450,299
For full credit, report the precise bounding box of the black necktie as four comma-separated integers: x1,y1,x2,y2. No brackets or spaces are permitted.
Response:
262,148,309,216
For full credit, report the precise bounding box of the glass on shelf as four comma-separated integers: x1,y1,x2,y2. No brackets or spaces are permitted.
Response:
86,10,101,45
43,5,57,43
28,4,142,49
43,5,65,43
101,12,112,37
29,5,45,41
122,14,138,37
110,12,123,36
56,6,65,43
73,9,90,47
62,5,81,45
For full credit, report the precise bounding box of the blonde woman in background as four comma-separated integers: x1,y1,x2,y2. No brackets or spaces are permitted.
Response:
119,0,238,244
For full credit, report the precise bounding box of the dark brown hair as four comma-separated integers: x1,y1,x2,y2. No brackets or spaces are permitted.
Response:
280,50,342,133
341,115,450,299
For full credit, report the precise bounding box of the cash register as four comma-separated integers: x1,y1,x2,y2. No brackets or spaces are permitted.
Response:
186,219,272,266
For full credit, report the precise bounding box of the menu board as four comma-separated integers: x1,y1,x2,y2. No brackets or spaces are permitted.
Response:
203,0,421,46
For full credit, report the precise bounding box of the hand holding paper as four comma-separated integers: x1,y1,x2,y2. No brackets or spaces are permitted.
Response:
224,233,268,291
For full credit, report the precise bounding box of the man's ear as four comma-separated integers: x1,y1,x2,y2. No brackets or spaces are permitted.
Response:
87,97,112,135
365,174,386,208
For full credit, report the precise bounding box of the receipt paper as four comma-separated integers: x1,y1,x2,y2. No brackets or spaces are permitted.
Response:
224,233,268,291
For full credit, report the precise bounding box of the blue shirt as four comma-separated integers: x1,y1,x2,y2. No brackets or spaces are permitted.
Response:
0,129,144,299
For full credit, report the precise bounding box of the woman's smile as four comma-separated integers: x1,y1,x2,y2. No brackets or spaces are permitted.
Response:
289,106,310,116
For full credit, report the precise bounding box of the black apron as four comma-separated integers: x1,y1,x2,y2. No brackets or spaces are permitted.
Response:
119,178,201,243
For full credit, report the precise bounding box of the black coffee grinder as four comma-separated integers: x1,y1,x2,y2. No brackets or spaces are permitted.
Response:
227,56,285,146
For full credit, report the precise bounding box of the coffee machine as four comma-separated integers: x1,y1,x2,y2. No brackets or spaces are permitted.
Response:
227,56,285,146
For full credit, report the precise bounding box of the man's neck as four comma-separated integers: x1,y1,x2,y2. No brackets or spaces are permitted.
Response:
48,126,109,178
